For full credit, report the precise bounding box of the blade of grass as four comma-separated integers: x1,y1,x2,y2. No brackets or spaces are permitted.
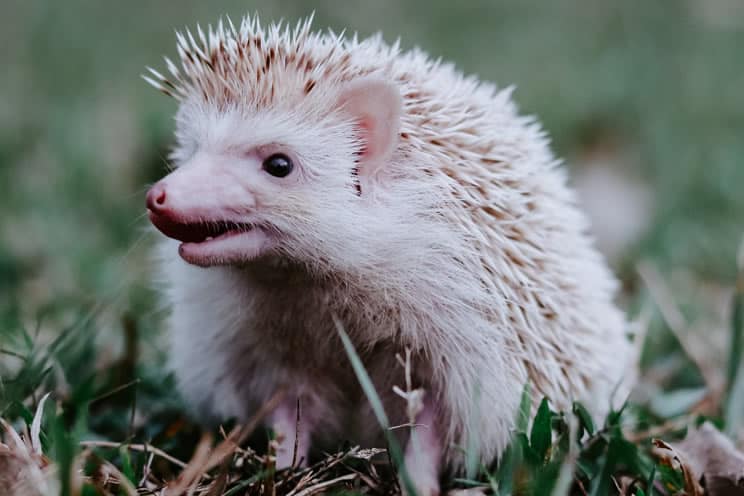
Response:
572,401,595,438
725,240,744,437
726,289,742,394
530,398,552,463
491,383,531,494
550,411,578,496
637,261,720,390
333,315,416,496
726,239,744,392
222,472,265,496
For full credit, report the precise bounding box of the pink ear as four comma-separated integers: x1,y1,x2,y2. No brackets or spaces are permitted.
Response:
337,77,402,179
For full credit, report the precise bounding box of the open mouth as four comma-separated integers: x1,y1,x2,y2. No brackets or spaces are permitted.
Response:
148,211,273,266
148,214,254,244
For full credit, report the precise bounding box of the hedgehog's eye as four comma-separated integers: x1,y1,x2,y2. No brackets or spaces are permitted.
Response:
262,153,294,178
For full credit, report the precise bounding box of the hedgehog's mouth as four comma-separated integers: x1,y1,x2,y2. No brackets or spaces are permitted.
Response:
149,215,253,243
148,211,274,267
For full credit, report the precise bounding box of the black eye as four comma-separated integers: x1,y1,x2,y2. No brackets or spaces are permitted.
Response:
262,153,294,178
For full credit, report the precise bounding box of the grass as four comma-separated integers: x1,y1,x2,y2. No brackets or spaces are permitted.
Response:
2,0,744,494
2,278,743,494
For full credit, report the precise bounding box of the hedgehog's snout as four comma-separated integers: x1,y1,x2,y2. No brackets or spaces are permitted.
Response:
146,183,168,215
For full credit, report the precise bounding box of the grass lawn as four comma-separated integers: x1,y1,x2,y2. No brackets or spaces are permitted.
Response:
2,1,744,494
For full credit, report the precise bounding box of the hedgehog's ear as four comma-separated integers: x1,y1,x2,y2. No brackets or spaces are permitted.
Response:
336,77,402,181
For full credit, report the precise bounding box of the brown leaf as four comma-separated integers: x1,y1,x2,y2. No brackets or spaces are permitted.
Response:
673,421,744,496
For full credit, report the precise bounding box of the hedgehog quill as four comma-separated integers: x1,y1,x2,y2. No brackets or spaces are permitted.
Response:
144,15,634,495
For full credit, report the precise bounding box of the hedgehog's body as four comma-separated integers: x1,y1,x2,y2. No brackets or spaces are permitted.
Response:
145,16,633,494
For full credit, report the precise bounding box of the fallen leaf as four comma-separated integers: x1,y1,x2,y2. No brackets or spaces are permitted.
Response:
673,422,744,496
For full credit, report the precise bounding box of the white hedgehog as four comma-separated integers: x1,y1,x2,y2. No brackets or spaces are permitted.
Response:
143,14,633,494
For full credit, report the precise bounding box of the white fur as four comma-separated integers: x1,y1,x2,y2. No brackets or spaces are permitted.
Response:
146,14,634,474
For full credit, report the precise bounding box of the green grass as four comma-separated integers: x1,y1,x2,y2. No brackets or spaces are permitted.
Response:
2,0,744,494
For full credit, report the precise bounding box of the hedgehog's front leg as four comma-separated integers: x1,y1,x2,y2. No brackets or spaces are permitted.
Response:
402,400,442,496
270,398,311,469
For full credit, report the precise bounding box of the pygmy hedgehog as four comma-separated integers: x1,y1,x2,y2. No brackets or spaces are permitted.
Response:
144,15,633,495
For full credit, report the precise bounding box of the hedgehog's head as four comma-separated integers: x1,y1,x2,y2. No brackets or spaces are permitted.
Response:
145,18,419,271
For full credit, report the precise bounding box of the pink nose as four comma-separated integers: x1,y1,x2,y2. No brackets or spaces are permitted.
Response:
146,184,167,214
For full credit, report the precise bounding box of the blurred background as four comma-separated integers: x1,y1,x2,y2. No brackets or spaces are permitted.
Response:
1,0,743,427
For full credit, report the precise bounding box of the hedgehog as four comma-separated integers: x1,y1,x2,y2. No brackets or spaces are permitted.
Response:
143,14,634,495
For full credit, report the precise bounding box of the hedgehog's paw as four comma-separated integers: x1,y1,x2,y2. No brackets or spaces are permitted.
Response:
270,400,310,469
401,469,440,496
401,439,440,495
401,402,442,496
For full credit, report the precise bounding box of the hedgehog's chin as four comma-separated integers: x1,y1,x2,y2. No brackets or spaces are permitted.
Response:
177,227,274,267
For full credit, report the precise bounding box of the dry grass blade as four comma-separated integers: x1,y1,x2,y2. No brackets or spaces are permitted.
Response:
288,473,357,496
285,468,317,494
80,440,189,469
638,261,723,393
264,439,276,496
99,458,139,496
341,464,380,492
164,390,286,495
30,393,50,456
138,450,156,487
624,415,693,444
292,397,301,468
165,432,214,495
278,446,370,494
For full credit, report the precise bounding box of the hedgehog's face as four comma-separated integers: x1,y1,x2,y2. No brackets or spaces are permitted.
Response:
147,77,403,269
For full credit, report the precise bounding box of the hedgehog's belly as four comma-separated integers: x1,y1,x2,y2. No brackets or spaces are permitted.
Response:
240,336,430,456
179,306,413,442
165,261,437,453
